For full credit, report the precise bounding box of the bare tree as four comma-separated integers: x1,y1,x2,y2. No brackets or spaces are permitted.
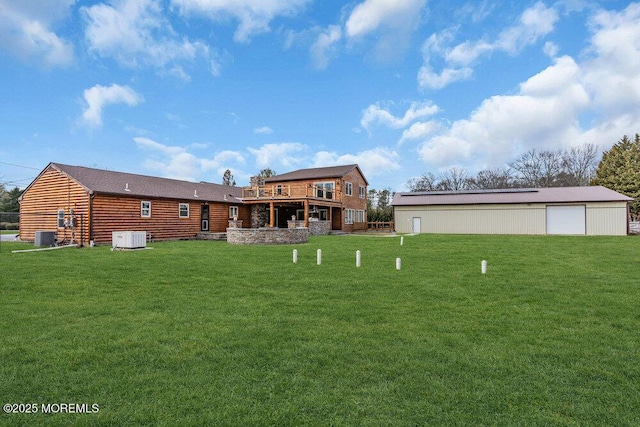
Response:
407,172,438,191
437,167,472,191
510,149,563,187
562,144,598,186
470,167,514,189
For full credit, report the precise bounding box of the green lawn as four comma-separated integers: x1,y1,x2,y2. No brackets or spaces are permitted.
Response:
1,235,639,425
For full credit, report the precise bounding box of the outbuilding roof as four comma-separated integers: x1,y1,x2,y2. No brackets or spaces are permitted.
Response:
264,164,368,185
391,186,633,206
43,163,243,203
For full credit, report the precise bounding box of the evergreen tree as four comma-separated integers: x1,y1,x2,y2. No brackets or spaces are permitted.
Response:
591,134,640,219
0,185,23,212
222,169,236,186
258,168,276,178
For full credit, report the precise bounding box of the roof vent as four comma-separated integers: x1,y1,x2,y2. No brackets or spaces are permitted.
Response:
125,183,131,192
223,195,227,201
194,190,199,198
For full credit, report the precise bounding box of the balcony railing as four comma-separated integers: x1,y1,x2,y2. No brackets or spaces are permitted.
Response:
242,185,292,199
242,185,339,201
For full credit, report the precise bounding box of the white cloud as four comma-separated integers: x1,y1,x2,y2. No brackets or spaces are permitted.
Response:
345,0,427,60
345,0,426,39
312,147,400,178
495,1,559,54
82,0,209,72
361,101,439,132
310,25,342,69
135,137,199,180
247,142,307,168
171,0,309,43
200,150,246,171
399,121,441,144
417,64,474,91
582,3,640,118
0,0,75,67
418,2,559,90
417,55,591,170
411,3,640,175
82,84,143,128
136,137,245,182
253,126,274,135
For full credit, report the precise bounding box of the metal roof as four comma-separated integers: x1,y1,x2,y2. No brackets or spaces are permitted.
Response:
264,164,368,185
48,163,243,203
391,186,633,206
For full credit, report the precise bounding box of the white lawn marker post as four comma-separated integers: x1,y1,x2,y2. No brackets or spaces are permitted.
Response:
400,236,404,246
481,260,487,275
356,250,361,267
317,249,322,265
293,249,298,264
396,257,402,270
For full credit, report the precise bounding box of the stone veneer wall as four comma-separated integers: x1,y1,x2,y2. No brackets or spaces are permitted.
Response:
308,221,331,236
227,227,309,245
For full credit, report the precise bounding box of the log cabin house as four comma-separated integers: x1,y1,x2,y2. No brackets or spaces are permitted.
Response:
19,162,249,245
241,164,369,233
19,162,368,245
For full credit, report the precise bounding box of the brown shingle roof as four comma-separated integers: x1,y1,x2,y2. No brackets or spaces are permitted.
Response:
51,163,242,203
264,164,368,184
391,186,633,206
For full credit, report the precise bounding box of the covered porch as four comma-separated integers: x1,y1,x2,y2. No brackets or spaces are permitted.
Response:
243,198,342,230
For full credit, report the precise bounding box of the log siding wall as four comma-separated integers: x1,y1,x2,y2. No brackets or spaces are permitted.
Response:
20,165,252,245
19,167,91,244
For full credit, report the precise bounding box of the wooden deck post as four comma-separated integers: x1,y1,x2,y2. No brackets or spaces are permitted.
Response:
304,200,309,227
269,202,275,227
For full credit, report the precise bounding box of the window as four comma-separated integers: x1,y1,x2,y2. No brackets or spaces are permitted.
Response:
359,185,366,199
57,209,65,228
345,182,353,196
315,182,334,199
229,206,239,219
345,209,355,225
141,201,151,218
179,203,189,218
356,210,365,223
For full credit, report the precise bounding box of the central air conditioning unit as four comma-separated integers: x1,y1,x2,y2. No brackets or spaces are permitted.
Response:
35,230,56,247
112,231,147,249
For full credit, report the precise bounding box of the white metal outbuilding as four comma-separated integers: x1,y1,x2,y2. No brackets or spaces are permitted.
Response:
392,186,632,236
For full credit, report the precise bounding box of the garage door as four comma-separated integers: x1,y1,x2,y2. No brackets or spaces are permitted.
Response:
546,205,586,235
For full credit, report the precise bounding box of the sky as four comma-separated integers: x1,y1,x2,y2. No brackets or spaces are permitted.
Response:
1,0,639,192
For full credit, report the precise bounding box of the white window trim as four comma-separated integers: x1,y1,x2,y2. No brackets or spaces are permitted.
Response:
345,208,355,225
57,209,65,228
345,182,353,196
141,201,151,218
179,203,190,218
359,185,366,199
314,181,335,199
356,209,365,223
229,206,239,219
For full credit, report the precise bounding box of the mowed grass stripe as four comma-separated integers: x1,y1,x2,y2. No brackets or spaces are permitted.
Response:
1,235,638,425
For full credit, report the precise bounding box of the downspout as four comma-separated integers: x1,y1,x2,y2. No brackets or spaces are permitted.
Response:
89,191,95,244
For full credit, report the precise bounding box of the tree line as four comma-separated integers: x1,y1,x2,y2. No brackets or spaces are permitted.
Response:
0,184,23,230
406,144,600,192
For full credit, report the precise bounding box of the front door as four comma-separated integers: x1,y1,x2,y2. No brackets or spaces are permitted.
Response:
201,205,209,232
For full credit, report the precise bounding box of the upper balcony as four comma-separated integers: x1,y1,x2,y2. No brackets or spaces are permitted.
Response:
241,183,341,203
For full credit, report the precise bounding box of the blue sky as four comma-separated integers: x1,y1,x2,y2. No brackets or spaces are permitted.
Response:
1,0,639,191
